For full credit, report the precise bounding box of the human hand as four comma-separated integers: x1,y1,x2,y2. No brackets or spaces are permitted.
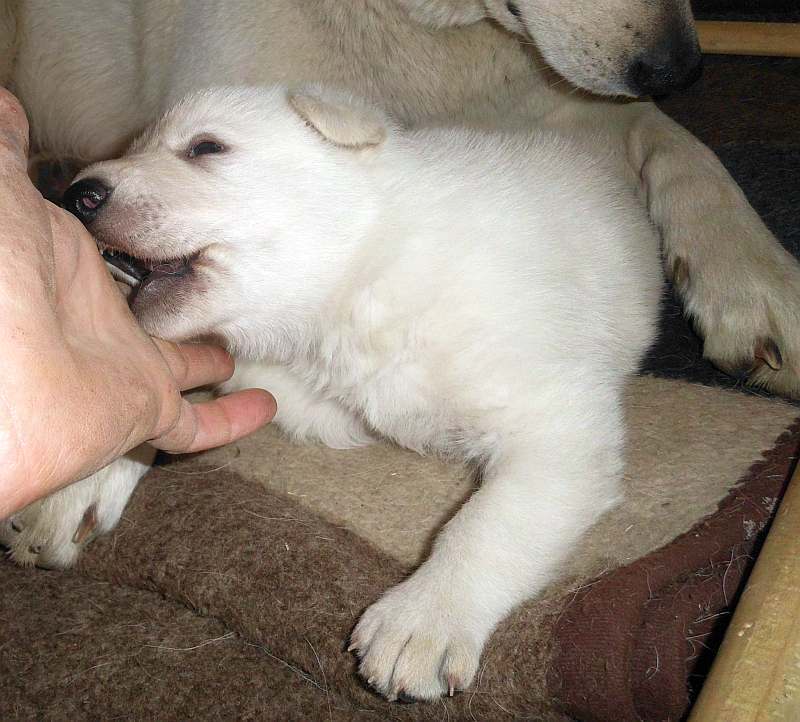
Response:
0,89,276,517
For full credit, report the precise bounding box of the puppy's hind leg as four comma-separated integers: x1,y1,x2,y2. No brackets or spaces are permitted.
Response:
350,384,624,701
0,447,153,569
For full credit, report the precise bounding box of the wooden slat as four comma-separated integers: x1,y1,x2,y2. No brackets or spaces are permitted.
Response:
697,21,800,58
688,460,800,721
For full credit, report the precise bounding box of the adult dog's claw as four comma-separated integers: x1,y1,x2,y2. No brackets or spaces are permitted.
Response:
755,338,783,371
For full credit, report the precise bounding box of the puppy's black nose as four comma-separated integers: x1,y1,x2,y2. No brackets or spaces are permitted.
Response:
628,34,703,97
62,178,111,224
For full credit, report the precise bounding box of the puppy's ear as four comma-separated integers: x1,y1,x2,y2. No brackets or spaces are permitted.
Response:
288,89,387,149
396,0,486,29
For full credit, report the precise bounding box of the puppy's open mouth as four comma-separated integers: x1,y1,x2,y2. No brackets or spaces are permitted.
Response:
100,244,200,296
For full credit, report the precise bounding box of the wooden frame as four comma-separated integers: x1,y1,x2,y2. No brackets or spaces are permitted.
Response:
697,21,800,58
688,462,800,721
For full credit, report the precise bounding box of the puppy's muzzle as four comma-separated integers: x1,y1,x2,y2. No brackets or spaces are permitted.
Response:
63,177,111,224
62,177,150,284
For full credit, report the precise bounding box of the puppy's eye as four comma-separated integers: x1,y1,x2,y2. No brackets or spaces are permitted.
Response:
188,140,224,158
506,2,522,18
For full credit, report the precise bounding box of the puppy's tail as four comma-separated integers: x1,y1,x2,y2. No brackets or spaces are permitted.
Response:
0,0,19,87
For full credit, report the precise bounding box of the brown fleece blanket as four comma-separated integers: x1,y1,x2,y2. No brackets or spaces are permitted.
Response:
550,423,799,722
1,376,798,721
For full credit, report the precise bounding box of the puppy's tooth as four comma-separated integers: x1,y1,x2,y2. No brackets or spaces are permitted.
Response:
755,338,783,371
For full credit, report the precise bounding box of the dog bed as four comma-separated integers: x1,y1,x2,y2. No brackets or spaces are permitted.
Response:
2,35,799,722
1,376,798,721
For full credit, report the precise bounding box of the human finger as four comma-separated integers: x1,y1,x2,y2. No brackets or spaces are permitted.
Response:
152,338,237,392
150,388,276,453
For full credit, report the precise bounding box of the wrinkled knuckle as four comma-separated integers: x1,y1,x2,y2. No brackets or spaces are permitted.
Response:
216,348,234,378
0,89,25,118
164,384,183,422
0,92,30,156
153,384,183,438
50,204,85,235
219,415,235,446
173,347,192,382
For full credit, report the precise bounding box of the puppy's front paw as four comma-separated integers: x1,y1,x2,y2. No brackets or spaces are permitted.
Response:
350,578,482,702
668,249,800,398
0,452,151,569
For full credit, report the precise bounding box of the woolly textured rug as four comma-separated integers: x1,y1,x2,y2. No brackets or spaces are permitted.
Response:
1,377,798,721
3,16,800,722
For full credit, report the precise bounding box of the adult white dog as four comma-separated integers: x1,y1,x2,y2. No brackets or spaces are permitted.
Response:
65,83,660,701
0,0,798,700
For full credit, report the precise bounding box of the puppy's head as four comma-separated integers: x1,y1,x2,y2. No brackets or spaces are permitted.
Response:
63,86,387,354
399,0,702,97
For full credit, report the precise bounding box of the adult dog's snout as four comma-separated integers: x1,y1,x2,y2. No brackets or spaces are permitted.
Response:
62,177,112,224
627,31,703,97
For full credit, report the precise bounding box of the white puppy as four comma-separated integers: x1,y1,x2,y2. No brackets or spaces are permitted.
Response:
38,85,658,700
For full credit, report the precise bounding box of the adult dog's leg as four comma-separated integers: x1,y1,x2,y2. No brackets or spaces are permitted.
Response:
622,101,800,396
0,447,153,568
350,384,623,700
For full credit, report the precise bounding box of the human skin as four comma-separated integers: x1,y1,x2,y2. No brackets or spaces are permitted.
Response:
0,88,276,518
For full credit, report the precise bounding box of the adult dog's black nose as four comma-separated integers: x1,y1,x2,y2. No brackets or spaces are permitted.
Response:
627,32,703,97
62,178,111,224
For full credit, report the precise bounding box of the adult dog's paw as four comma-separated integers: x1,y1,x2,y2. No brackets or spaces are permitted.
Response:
0,451,151,569
668,249,800,399
350,579,482,702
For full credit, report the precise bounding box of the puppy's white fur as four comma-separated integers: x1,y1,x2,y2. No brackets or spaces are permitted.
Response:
77,85,660,699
